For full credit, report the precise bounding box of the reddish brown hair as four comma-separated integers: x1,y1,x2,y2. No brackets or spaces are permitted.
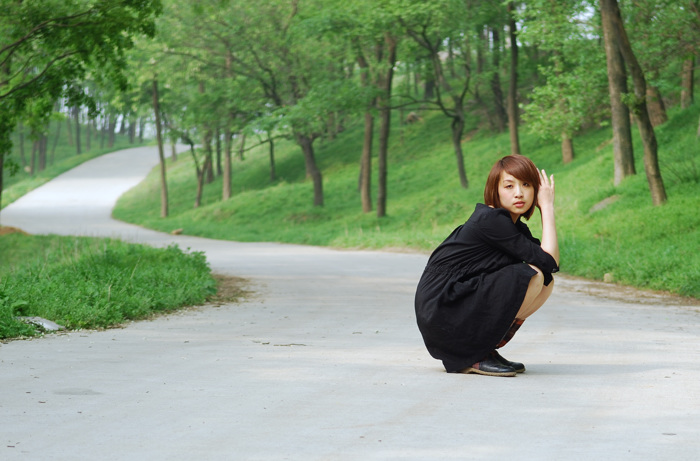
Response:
484,155,540,220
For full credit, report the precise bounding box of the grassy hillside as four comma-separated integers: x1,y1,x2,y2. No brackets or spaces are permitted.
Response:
114,105,700,298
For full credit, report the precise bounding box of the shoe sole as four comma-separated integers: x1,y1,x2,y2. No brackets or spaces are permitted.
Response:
462,367,517,377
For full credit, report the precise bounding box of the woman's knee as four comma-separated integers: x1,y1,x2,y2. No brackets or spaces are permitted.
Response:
528,265,544,288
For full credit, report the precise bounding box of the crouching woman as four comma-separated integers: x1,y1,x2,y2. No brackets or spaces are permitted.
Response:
414,155,559,377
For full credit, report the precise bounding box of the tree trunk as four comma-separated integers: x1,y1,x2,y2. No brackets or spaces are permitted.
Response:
85,116,91,151
30,139,36,175
599,0,636,185
50,118,62,162
238,132,246,161
681,56,694,109
152,77,169,218
73,106,81,155
561,135,575,164
203,129,214,184
507,2,521,156
295,132,323,207
215,126,222,177
646,86,667,127
170,142,177,162
360,110,374,212
100,114,107,149
604,0,667,205
66,114,74,146
108,117,116,148
267,131,276,182
195,155,211,209
451,115,469,188
357,51,374,213
0,149,4,212
490,27,507,133
128,117,136,143
38,134,47,171
18,123,27,168
223,127,232,200
377,34,397,218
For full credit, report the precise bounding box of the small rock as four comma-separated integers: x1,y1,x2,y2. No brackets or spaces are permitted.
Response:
171,228,183,235
603,273,614,283
17,317,65,331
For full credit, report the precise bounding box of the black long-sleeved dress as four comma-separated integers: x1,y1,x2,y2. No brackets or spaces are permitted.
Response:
415,203,559,372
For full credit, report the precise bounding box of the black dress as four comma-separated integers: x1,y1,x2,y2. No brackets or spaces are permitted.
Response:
414,203,559,372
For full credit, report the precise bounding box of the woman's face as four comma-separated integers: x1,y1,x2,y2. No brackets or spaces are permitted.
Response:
498,171,534,222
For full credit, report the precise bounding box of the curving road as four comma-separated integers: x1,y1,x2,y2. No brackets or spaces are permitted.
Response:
1,146,699,460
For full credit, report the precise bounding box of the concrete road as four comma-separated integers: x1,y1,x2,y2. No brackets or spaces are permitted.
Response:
1,146,699,460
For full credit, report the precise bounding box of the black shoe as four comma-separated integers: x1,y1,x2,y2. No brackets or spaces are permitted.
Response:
463,354,517,377
491,350,525,373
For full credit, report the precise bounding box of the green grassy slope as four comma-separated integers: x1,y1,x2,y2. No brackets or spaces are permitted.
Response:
114,106,700,298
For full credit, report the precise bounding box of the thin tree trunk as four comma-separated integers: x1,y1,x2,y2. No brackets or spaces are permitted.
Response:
451,116,469,188
377,34,397,218
599,0,636,185
100,114,107,149
507,2,521,156
238,132,246,161
108,117,116,148
128,117,136,143
73,106,81,155
195,155,211,208
215,126,222,177
0,150,3,212
50,118,62,161
357,51,374,213
38,134,47,171
360,110,374,212
152,77,169,218
170,142,177,161
223,127,232,200
604,0,667,205
267,131,276,182
681,56,694,109
30,139,36,175
17,122,27,168
490,27,507,133
85,116,91,151
295,132,323,207
66,114,74,147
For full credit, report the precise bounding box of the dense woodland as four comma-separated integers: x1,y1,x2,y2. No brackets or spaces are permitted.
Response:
1,0,699,216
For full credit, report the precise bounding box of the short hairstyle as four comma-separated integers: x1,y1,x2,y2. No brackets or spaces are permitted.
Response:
484,155,540,220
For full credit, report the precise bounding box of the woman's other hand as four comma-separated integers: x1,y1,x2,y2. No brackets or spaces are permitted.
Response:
537,169,555,210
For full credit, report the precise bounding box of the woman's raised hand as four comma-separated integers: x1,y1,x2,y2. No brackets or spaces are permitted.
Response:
537,169,555,210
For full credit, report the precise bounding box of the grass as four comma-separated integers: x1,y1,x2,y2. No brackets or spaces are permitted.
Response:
0,122,228,341
0,231,218,340
114,104,700,299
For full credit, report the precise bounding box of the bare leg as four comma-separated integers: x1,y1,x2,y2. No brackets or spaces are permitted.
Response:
516,265,554,320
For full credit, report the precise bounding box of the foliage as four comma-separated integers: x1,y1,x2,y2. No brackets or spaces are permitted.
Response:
113,100,700,298
0,234,216,339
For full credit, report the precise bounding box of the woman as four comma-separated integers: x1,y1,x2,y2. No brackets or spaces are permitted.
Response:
414,155,559,377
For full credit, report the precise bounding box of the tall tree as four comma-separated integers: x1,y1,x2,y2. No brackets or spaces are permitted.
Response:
519,0,609,164
599,0,637,185
601,0,667,205
506,1,521,156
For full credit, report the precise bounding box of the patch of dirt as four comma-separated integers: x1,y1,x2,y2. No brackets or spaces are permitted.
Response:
0,226,29,236
557,274,700,308
208,273,255,306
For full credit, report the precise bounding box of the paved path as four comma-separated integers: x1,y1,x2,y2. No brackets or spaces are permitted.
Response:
1,146,699,460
